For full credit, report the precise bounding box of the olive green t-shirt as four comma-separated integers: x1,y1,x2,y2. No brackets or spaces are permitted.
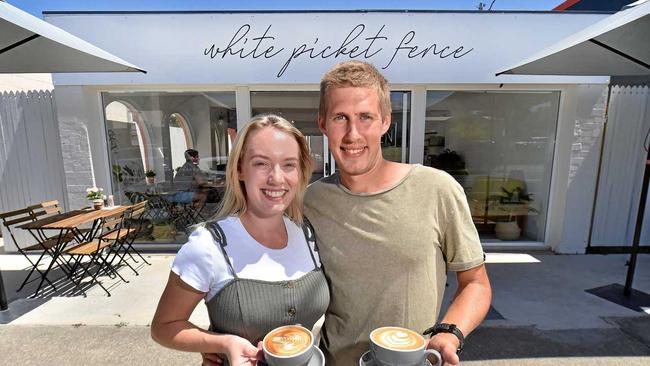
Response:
305,164,484,366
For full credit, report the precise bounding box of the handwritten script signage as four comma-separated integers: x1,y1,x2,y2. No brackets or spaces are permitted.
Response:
203,24,474,78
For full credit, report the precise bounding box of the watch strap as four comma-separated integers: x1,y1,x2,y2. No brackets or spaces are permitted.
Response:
422,323,465,355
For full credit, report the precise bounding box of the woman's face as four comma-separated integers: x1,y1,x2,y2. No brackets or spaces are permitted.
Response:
239,127,302,220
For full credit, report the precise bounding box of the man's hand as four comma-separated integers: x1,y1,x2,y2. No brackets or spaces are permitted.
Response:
427,333,460,366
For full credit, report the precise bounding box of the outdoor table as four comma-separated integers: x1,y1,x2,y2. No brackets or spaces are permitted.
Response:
17,205,131,296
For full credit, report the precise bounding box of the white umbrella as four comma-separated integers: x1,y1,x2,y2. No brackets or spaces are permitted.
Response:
0,0,145,311
497,0,650,76
497,1,650,300
0,0,145,73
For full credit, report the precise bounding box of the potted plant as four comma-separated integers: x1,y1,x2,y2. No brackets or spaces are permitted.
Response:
145,170,156,185
492,187,538,240
86,186,105,210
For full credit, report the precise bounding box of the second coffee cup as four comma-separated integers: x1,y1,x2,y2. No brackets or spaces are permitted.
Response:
369,326,442,366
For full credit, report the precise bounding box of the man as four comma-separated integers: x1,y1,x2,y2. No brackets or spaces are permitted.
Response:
304,61,491,365
173,149,207,205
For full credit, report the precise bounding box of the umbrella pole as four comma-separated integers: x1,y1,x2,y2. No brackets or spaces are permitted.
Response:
624,145,650,296
0,270,7,310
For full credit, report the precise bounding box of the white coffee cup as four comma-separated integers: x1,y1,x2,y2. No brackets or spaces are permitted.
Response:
369,326,442,366
262,325,315,366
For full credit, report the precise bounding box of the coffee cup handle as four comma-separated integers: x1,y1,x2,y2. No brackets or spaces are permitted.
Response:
424,349,442,366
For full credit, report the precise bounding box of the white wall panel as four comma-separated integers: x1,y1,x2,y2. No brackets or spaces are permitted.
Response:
0,91,67,252
591,86,650,247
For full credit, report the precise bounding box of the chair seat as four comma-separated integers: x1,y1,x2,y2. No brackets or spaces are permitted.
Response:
64,240,111,255
22,233,75,251
102,228,135,240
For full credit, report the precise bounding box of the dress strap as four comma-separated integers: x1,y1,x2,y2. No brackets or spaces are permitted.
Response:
206,221,238,278
301,216,320,269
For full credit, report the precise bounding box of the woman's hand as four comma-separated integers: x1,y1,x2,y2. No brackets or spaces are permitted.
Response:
201,352,223,366
224,335,263,366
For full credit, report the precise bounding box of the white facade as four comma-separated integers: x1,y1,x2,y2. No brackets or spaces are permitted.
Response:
46,11,626,253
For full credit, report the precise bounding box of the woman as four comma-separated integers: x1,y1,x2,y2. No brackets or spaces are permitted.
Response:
151,115,329,365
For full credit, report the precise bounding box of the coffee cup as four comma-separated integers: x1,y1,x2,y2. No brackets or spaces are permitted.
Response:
262,324,314,366
369,326,442,366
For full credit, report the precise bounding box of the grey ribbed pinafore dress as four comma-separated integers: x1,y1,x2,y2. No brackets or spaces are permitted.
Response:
204,220,330,344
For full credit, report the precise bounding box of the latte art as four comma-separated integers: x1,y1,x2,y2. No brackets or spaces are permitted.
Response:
371,327,425,351
264,326,312,356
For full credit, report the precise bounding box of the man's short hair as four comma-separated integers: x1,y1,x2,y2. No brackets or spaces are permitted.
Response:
184,149,199,161
319,60,391,120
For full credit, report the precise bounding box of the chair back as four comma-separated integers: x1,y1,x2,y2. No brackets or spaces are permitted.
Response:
30,200,64,220
98,211,127,242
0,205,41,251
130,201,148,219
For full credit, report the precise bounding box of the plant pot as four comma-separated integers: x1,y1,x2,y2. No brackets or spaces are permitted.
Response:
146,177,155,185
92,199,104,210
495,221,521,240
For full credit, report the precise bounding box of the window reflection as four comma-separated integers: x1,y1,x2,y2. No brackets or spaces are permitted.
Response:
102,91,236,243
425,91,560,242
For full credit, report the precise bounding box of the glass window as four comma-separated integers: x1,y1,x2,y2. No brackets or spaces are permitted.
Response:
250,91,325,182
425,91,560,242
102,91,236,243
384,91,411,163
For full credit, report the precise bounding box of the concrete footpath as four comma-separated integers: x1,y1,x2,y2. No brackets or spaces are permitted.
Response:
0,249,648,365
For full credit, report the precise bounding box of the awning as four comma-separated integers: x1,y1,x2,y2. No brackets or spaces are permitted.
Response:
0,0,145,73
497,0,650,76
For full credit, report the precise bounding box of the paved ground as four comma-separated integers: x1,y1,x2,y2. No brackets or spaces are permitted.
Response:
0,247,649,365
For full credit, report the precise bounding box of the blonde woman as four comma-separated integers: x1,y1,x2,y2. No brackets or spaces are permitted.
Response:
152,115,329,366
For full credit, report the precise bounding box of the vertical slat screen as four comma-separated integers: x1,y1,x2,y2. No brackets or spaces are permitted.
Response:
0,91,67,252
591,86,650,246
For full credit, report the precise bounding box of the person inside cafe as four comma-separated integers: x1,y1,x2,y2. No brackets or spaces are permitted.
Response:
151,114,329,366
172,149,208,206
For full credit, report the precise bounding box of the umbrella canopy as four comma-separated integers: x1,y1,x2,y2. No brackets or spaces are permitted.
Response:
497,0,650,76
0,0,145,73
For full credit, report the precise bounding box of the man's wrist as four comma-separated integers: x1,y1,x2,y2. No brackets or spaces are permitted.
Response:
423,323,465,354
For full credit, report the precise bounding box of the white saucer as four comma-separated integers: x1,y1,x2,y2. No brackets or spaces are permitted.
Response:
358,350,433,366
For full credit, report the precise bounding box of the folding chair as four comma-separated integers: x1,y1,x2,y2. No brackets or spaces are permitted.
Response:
109,201,152,275
64,211,129,296
0,204,75,293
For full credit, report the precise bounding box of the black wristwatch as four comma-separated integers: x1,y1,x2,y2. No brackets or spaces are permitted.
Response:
423,323,465,355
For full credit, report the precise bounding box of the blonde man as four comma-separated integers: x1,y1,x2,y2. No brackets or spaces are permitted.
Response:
305,60,492,366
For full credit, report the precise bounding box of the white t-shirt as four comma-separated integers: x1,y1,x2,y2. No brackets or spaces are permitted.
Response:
171,216,320,301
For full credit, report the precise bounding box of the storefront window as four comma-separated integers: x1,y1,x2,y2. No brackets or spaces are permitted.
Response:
425,91,560,242
250,91,325,182
385,91,411,163
102,91,236,243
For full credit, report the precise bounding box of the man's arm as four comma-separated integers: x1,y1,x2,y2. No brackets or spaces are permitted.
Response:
427,264,491,365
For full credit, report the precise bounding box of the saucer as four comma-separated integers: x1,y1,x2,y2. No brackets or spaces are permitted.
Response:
358,350,433,366
258,345,324,366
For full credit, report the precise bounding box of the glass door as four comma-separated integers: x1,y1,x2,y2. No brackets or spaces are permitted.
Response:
250,91,326,182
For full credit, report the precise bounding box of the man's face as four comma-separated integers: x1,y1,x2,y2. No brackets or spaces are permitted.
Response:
318,87,390,179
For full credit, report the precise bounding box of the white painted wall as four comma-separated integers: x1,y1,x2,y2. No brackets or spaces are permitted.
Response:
555,85,609,253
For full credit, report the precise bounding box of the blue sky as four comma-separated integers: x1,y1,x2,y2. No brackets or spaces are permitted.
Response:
8,1,563,17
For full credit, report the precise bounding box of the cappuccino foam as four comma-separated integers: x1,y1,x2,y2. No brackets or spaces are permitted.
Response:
371,327,425,351
264,326,312,356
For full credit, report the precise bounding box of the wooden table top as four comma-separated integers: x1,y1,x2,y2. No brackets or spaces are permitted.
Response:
18,205,131,230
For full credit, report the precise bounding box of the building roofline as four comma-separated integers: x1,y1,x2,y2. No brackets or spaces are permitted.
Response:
554,0,583,10
42,9,616,16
